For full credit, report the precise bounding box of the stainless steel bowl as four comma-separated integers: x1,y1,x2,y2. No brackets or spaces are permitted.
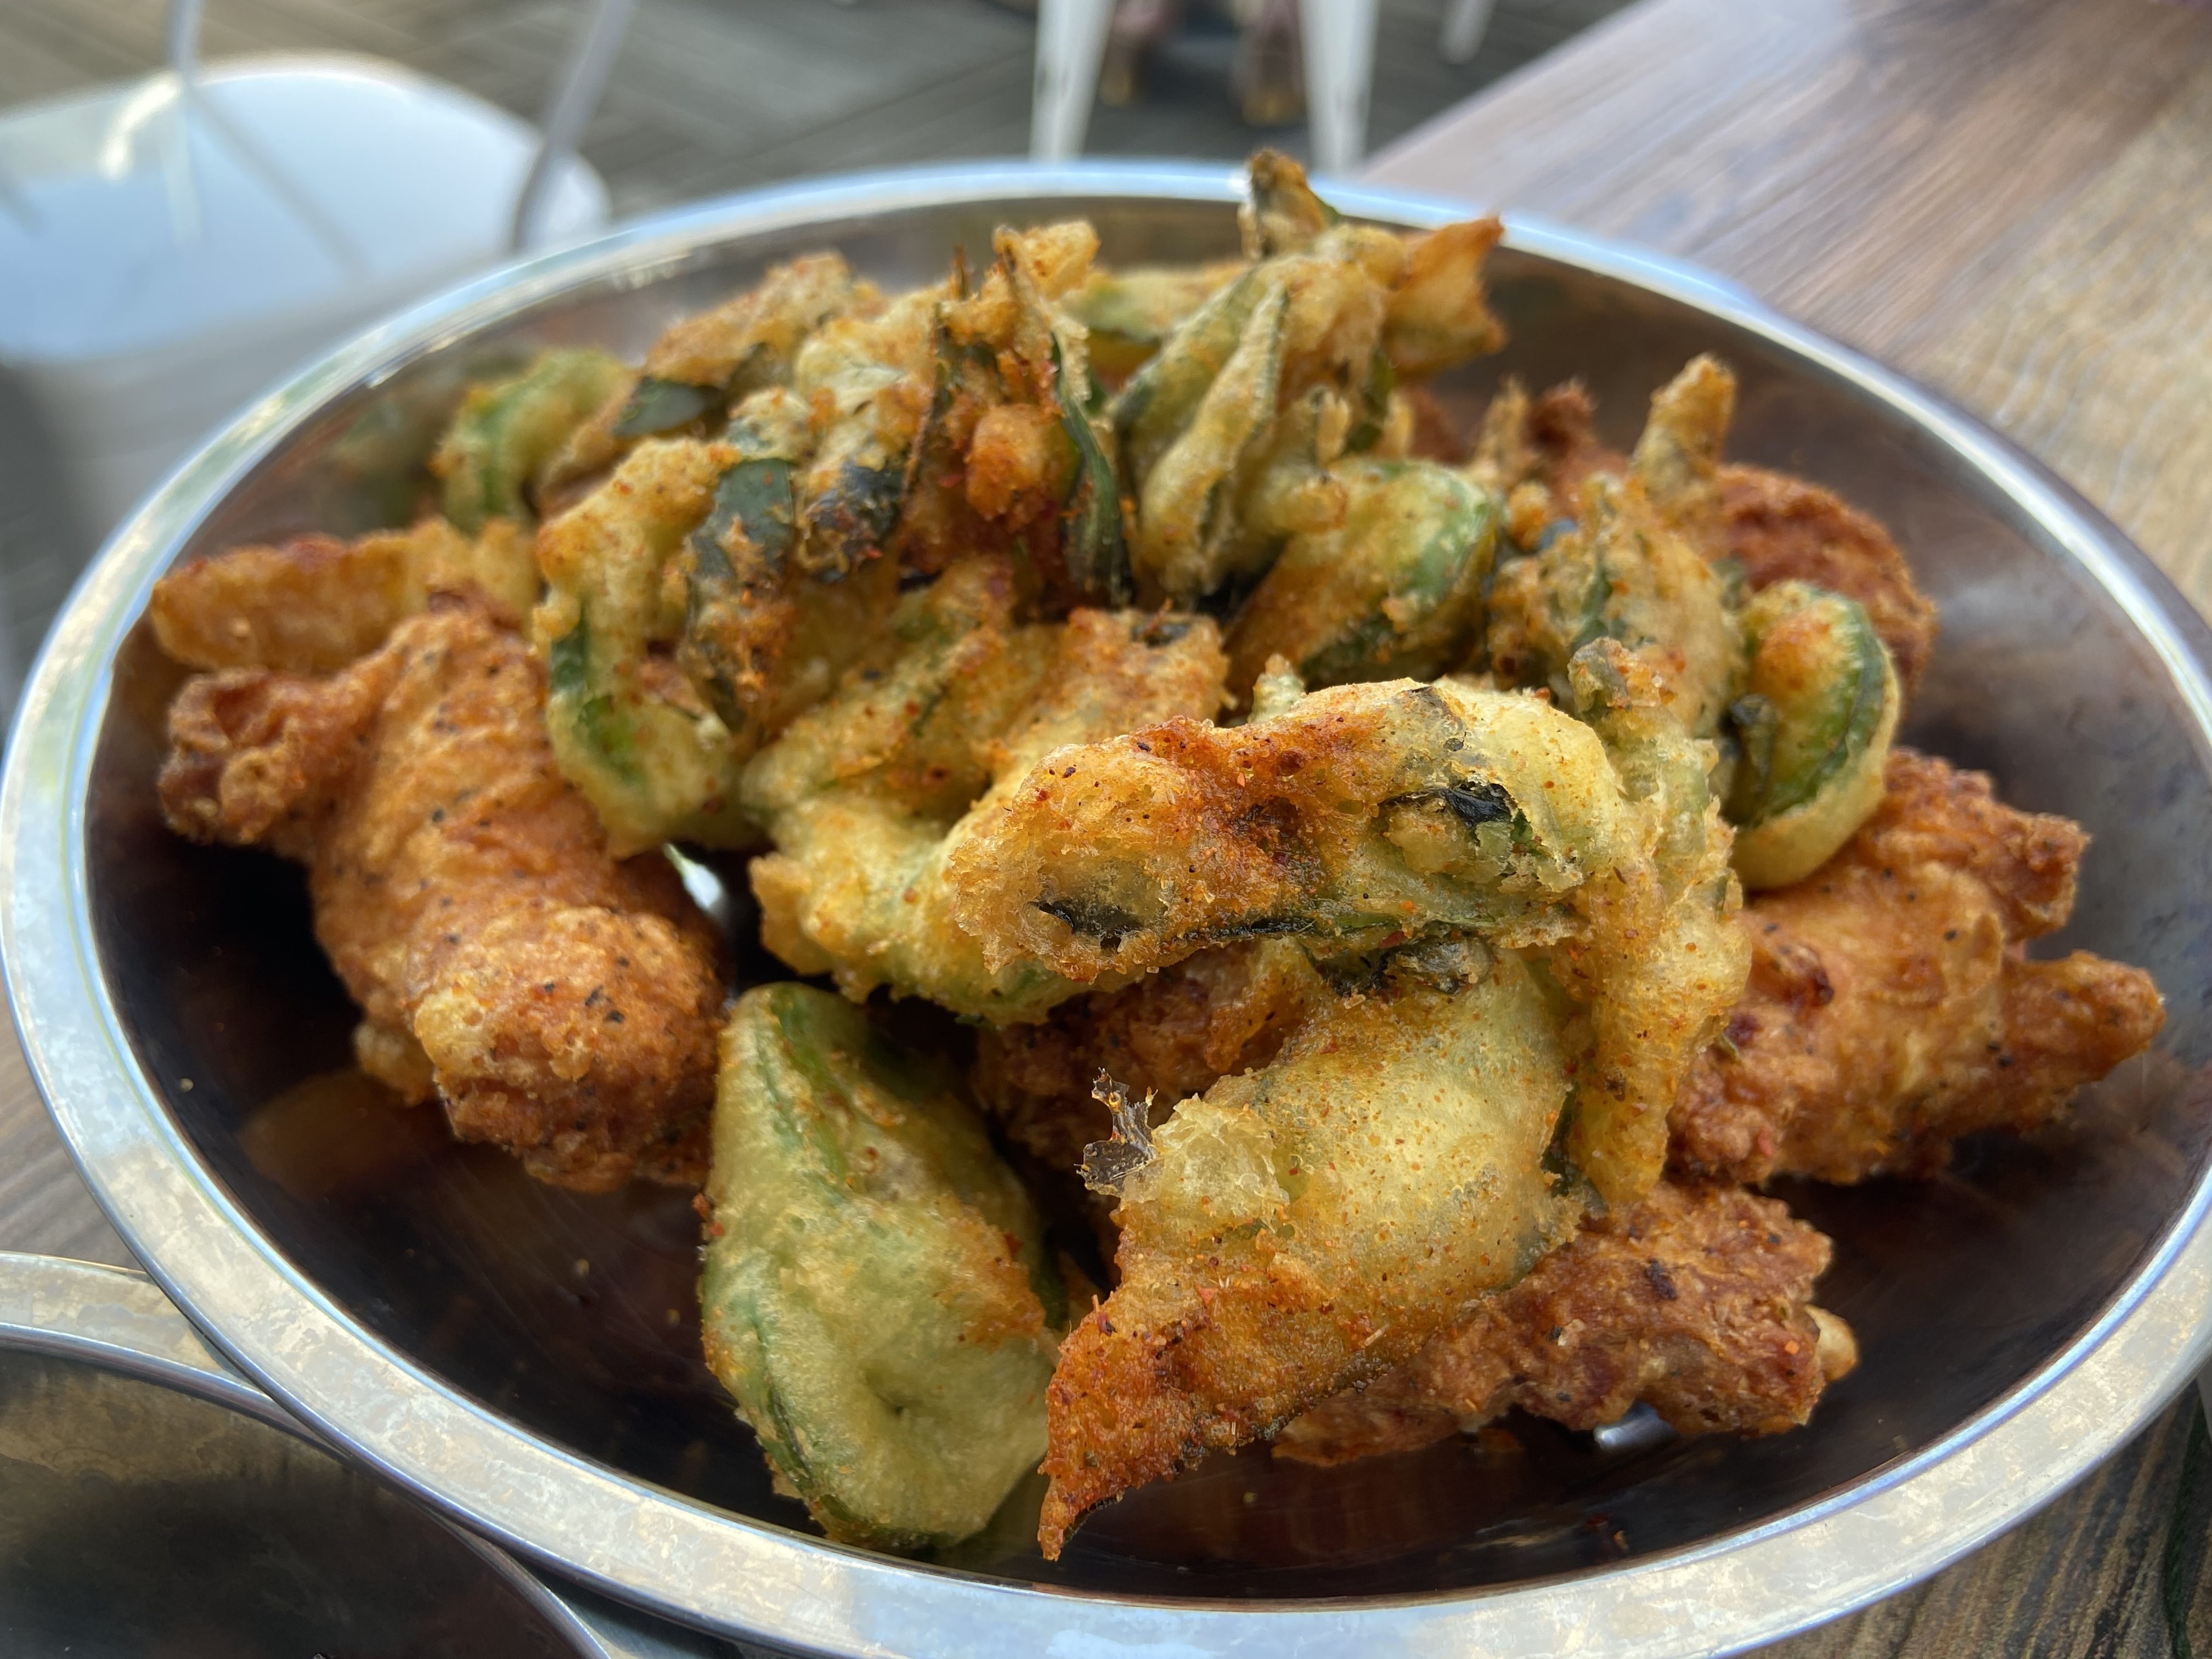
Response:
0,1252,716,1657
7,162,2212,1657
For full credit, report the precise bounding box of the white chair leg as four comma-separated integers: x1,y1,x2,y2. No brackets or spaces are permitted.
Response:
1297,0,1377,176
511,0,637,251
1032,0,1117,162
1441,0,1498,64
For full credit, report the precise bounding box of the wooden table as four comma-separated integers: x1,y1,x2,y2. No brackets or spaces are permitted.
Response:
1,0,2208,1649
1366,0,2212,1650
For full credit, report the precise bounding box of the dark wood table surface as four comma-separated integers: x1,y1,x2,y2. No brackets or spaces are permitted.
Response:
2,0,2209,1651
1366,0,2212,1651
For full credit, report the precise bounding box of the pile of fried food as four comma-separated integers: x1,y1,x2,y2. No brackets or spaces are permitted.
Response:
149,153,2164,1560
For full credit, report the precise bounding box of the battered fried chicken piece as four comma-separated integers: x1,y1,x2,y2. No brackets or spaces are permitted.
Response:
1671,748,2164,1183
159,599,725,1191
149,518,537,675
1275,1180,1857,1465
1039,943,1581,1557
954,643,1745,1208
971,938,1321,1173
1719,464,1940,693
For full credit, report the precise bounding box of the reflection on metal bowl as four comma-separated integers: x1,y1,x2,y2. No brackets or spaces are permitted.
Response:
0,1253,622,1658
5,163,2211,1657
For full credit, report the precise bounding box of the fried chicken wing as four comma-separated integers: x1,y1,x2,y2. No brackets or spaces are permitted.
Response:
149,517,536,675
1039,942,1579,1557
1671,748,2164,1183
159,599,725,1190
1275,1180,1856,1465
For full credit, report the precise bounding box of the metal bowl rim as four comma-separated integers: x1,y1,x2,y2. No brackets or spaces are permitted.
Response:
0,1251,619,1659
6,159,2212,1656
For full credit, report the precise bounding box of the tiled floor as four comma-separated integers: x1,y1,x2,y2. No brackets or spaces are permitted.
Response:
0,0,1632,701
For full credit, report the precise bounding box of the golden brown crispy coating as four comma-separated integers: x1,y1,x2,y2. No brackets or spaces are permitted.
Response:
1481,362,1743,740
1470,383,1938,697
159,600,725,1190
743,557,1229,1021
1038,950,1581,1556
642,251,860,391
1381,216,1507,379
971,939,1321,1175
1842,744,2084,938
1274,1180,1855,1465
1670,749,2164,1183
1719,462,1940,693
1628,354,1735,559
1468,379,1627,536
149,518,536,675
945,676,1638,988
892,223,1122,607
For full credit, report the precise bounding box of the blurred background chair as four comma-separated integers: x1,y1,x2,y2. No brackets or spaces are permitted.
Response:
1031,0,1505,171
0,0,630,705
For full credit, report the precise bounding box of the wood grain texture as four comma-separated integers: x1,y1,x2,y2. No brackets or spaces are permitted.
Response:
1368,0,2212,606
1774,1394,2196,1657
1918,62,2212,605
1371,1,2212,1652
